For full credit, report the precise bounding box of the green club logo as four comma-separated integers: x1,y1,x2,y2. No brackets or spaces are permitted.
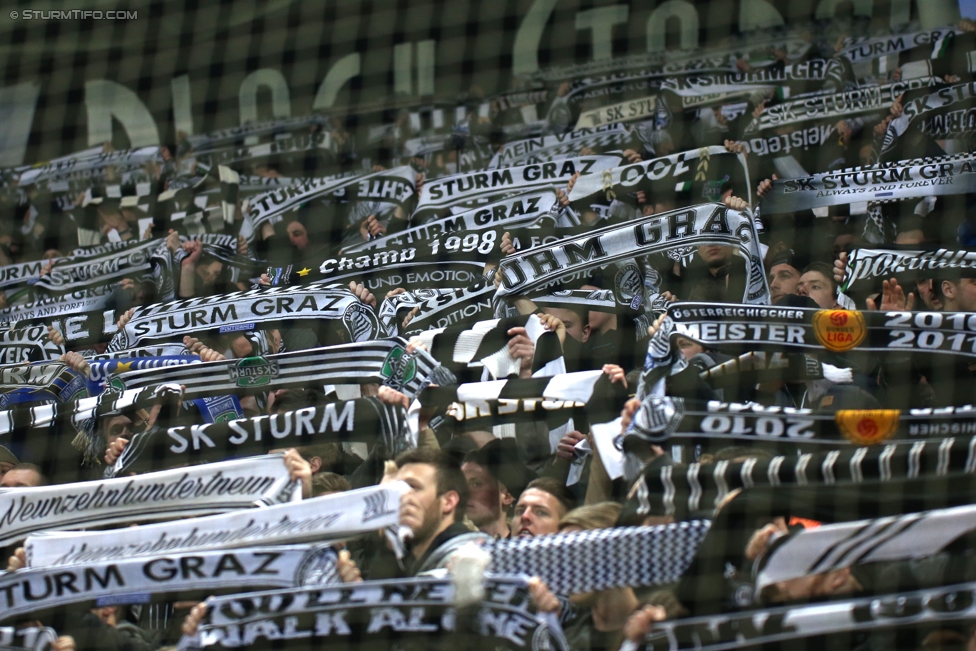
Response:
229,356,280,387
380,346,416,390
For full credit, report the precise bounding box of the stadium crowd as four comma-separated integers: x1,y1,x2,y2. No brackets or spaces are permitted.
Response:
1,13,976,651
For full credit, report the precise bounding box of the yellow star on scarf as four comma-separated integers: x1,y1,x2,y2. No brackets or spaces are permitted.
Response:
297,267,311,276
115,361,133,373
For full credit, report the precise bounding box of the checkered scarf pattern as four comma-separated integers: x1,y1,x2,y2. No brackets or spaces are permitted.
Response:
486,522,711,594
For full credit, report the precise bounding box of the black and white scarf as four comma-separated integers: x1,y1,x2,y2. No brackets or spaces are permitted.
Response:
25,482,408,567
312,254,489,288
108,398,412,475
881,82,976,159
837,28,960,64
5,292,117,347
107,283,378,352
0,259,52,293
376,285,490,336
31,238,161,294
343,190,556,255
414,156,621,219
191,130,334,169
114,339,451,399
0,544,338,623
397,282,498,336
746,79,939,135
841,246,976,294
0,325,64,364
496,205,769,306
660,302,976,361
0,455,299,547
755,503,976,592
489,125,633,167
246,166,415,235
190,575,567,651
2,285,113,323
15,146,161,188
631,581,976,651
629,435,976,517
486,522,710,594
409,313,566,381
567,146,752,206
0,384,183,469
0,627,59,651
530,34,809,83
184,116,332,152
759,155,976,214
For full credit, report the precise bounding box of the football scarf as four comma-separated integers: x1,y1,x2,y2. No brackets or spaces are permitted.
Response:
755,503,976,592
408,313,565,381
0,361,87,409
574,96,665,131
745,79,939,135
87,344,193,359
106,283,379,352
759,155,976,214
632,582,976,651
0,259,55,293
246,166,415,235
0,325,65,364
416,370,627,446
566,146,752,206
376,285,488,336
191,576,567,651
661,60,834,97
655,302,976,362
190,130,334,169
260,255,490,293
108,398,412,475
395,282,497,336
31,238,162,293
495,205,769,306
0,544,339,623
0,384,184,470
414,156,621,220
86,355,202,394
485,522,711,594
841,246,976,294
629,435,976,517
112,339,451,399
0,455,300,547
342,190,556,254
530,34,810,83
431,395,587,435
25,482,408,567
0,626,59,651
1,285,113,326
488,125,632,167
184,115,332,151
880,82,976,159
529,288,616,312
837,28,961,64
15,146,161,188
627,396,976,447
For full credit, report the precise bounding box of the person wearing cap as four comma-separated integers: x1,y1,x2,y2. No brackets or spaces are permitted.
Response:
0,445,17,479
462,438,536,539
764,243,803,304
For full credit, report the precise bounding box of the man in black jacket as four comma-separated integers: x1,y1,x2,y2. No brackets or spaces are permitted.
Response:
337,448,486,580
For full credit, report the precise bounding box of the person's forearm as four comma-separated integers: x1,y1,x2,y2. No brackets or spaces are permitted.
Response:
178,264,196,298
584,433,613,505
